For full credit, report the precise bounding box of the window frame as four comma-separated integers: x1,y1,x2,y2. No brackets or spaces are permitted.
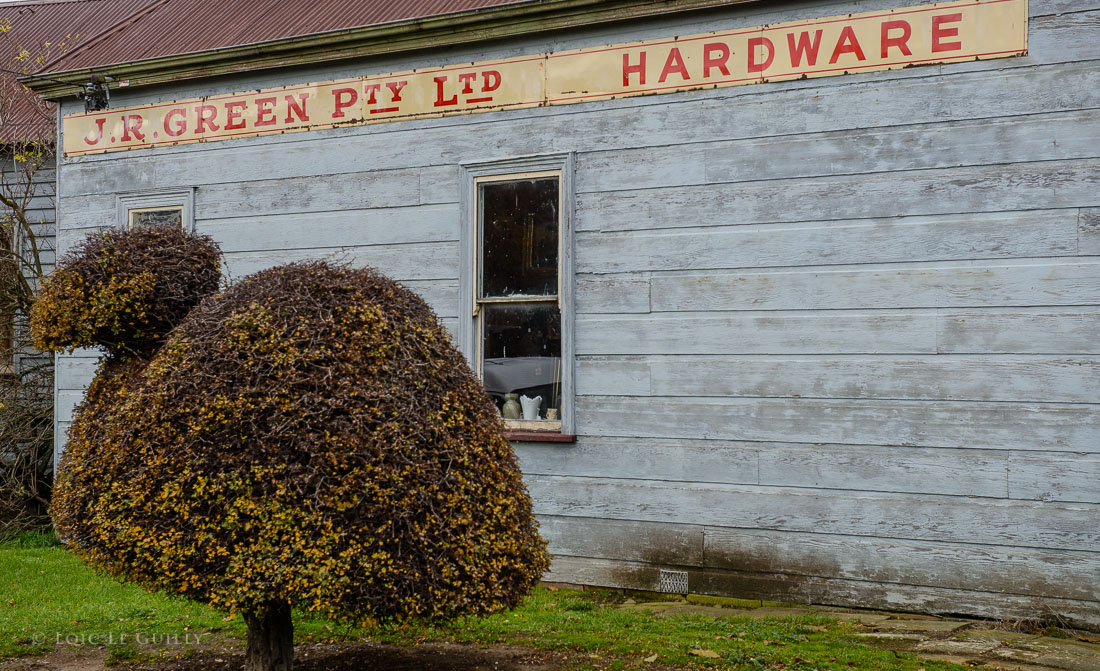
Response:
116,189,194,231
460,154,576,439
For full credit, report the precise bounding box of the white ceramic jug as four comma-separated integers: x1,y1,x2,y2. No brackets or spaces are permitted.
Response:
520,394,542,421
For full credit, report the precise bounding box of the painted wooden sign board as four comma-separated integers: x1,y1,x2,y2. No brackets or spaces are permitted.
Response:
62,0,1027,156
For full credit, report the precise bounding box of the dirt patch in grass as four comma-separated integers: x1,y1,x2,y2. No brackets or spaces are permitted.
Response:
135,642,561,671
0,645,108,671
1,642,582,671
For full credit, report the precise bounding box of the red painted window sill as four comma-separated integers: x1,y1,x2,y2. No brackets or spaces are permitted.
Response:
505,430,577,443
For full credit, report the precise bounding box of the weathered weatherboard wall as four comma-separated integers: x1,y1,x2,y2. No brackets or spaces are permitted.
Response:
8,157,55,376
54,0,1100,626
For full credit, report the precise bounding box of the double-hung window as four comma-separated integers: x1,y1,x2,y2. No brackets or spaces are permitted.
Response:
462,156,574,439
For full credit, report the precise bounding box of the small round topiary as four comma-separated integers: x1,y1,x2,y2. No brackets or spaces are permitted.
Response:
51,261,549,671
30,226,222,357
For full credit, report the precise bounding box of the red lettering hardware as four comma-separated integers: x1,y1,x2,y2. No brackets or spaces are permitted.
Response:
829,25,867,64
622,51,647,86
881,20,913,58
703,43,731,77
747,37,775,74
658,48,690,83
787,30,823,67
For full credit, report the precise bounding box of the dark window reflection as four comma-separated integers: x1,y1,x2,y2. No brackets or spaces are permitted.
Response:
479,178,558,297
481,303,561,420
130,208,183,229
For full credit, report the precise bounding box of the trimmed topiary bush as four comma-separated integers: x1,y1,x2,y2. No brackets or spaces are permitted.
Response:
38,227,549,671
30,225,221,357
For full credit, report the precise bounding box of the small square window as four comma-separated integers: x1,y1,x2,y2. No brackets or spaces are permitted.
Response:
116,189,194,231
128,206,184,230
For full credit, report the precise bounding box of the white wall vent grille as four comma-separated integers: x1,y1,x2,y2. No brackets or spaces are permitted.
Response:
658,569,689,594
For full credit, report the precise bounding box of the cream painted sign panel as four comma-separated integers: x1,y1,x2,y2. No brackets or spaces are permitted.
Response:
63,0,1027,156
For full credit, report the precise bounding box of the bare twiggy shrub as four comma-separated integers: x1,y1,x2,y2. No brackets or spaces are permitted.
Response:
0,22,63,536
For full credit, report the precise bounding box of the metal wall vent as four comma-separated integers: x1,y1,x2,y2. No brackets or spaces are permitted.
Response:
658,569,689,594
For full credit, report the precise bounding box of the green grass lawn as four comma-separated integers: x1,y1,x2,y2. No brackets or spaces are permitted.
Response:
1,532,971,670
0,531,244,658
365,588,970,670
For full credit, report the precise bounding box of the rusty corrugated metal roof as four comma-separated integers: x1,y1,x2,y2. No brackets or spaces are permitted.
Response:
0,0,160,140
47,0,528,72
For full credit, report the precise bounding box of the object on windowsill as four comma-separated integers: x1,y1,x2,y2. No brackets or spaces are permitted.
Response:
546,408,559,420
501,393,522,419
520,394,542,420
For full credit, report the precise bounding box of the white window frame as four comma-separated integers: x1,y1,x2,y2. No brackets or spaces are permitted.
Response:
460,154,575,436
116,189,194,230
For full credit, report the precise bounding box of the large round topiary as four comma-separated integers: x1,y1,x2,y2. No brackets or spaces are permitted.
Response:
49,258,549,671
30,225,222,357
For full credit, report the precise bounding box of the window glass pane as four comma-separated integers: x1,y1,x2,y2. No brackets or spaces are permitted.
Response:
481,303,562,420
479,178,558,297
130,207,183,229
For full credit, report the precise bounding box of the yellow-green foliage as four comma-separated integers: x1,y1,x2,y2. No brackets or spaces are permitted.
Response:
30,226,221,356
51,261,549,624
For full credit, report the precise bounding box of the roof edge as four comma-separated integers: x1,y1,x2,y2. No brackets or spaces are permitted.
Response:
39,0,172,75
22,0,765,100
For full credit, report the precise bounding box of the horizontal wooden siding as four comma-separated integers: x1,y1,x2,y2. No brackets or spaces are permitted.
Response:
55,0,1100,627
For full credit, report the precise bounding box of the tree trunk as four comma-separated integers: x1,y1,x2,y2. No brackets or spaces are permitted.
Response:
244,602,294,671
